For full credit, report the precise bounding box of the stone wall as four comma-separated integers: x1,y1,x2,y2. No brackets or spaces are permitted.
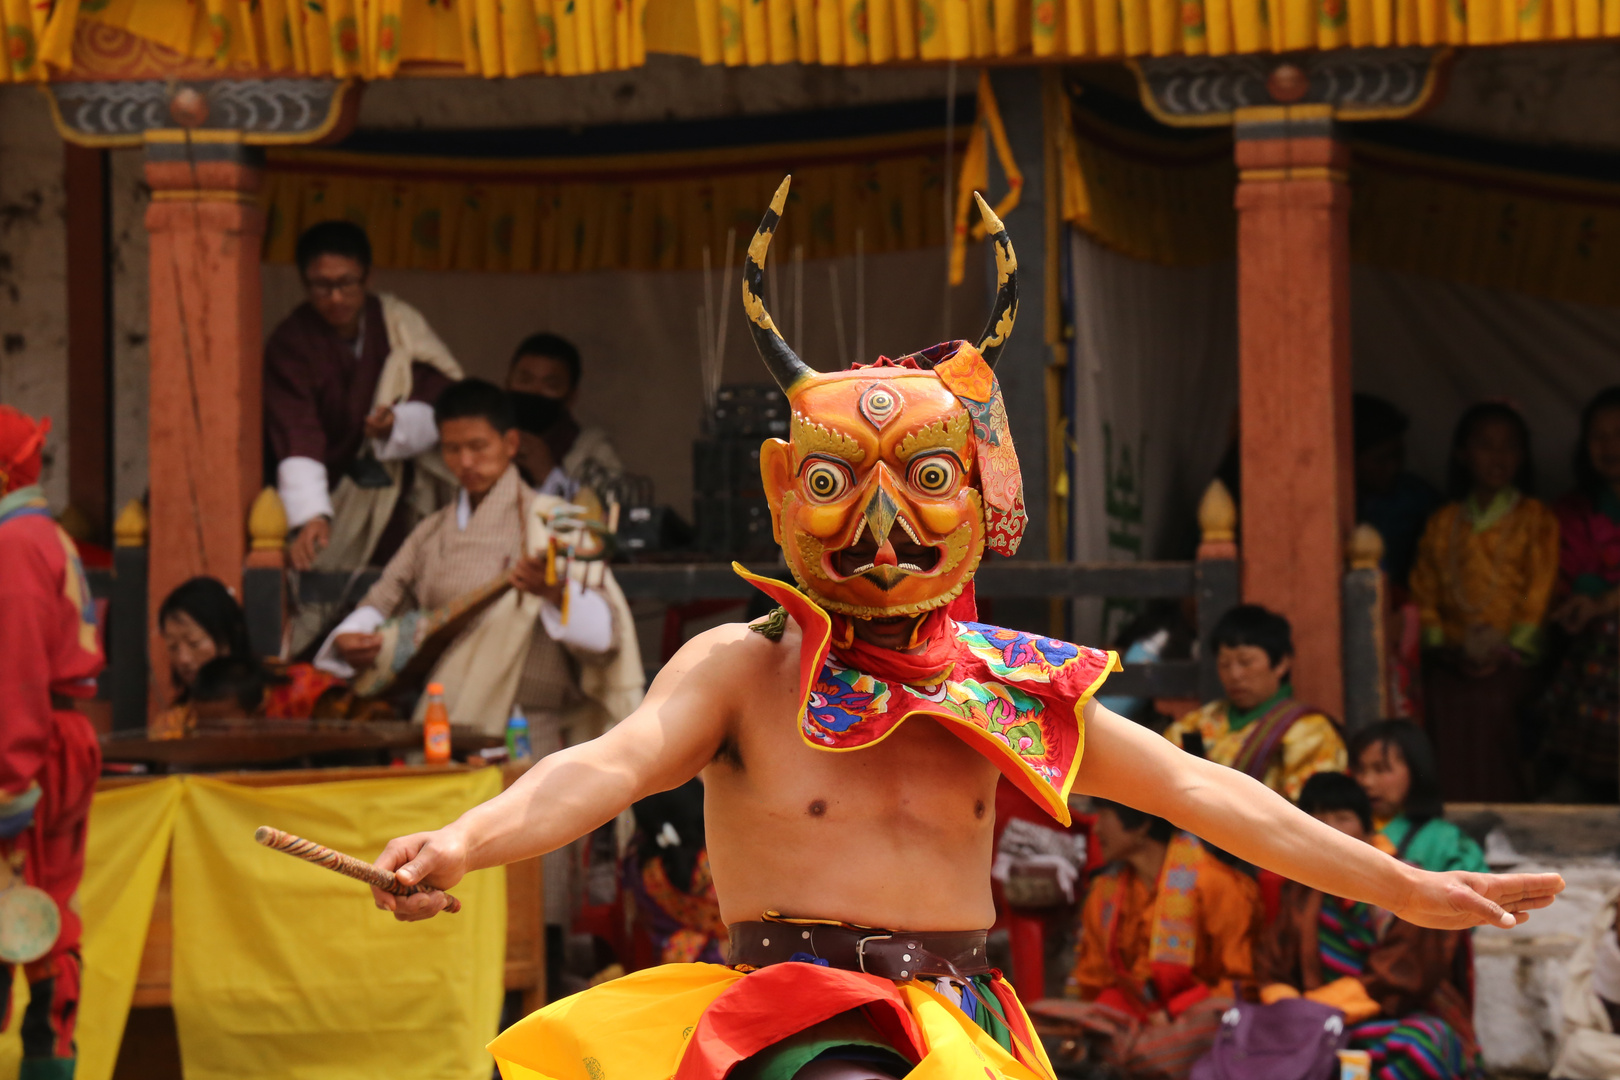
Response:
0,87,68,508
1455,806,1620,1075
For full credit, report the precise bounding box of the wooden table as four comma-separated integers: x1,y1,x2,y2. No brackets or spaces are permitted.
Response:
100,762,545,1015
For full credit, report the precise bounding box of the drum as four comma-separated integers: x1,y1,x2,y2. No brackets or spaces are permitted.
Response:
0,884,60,964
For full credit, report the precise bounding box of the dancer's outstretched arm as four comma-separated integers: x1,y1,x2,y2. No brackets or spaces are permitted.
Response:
1075,699,1563,930
370,622,768,920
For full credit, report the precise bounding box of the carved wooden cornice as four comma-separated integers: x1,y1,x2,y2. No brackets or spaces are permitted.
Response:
1131,47,1449,128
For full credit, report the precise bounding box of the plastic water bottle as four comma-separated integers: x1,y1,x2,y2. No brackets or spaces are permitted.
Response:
505,706,532,762
423,683,451,765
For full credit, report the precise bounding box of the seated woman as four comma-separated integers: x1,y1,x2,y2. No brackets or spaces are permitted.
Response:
1260,773,1481,1080
150,577,346,739
1350,721,1488,874
1538,385,1620,803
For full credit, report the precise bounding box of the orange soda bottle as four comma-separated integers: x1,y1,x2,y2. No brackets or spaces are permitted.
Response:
423,683,451,765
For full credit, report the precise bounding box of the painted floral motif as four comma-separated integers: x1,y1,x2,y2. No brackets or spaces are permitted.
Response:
959,623,1080,680
804,665,891,743
944,680,1046,753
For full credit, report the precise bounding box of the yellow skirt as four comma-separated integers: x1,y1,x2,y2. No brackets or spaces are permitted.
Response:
489,961,1057,1080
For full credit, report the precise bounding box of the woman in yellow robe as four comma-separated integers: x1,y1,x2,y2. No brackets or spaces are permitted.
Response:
1408,402,1558,802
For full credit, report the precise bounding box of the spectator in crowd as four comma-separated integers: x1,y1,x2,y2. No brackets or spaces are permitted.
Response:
1349,721,1488,874
1409,401,1558,802
1259,772,1482,1080
150,577,344,739
1034,800,1259,1080
316,379,642,932
265,221,464,652
1537,385,1620,803
1163,605,1347,800
1354,394,1442,592
505,333,623,501
1550,885,1620,1079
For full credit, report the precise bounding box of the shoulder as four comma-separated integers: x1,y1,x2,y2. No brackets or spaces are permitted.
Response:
266,304,318,350
0,516,62,575
1169,700,1224,734
671,620,801,682
1420,502,1461,536
1282,710,1345,750
1518,496,1560,526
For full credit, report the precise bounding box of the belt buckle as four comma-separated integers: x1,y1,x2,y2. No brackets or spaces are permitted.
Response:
854,933,892,974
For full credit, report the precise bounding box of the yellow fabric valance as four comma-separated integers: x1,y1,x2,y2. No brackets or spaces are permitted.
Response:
1056,94,1620,308
11,0,1620,83
259,126,965,273
1057,94,1237,266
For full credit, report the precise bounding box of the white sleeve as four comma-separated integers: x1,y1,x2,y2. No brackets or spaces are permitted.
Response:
372,400,439,462
313,605,387,678
278,456,333,529
537,580,614,654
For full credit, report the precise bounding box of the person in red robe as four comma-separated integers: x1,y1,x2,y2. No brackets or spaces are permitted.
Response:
264,220,459,573
0,406,104,1080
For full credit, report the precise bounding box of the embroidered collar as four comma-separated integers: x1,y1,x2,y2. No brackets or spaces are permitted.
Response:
1464,487,1520,533
1227,685,1292,732
0,484,46,523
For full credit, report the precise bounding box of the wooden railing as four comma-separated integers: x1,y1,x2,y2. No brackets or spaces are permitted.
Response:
91,475,1388,734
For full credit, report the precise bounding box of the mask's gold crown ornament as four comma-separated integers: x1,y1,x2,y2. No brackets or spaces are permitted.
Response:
744,176,1028,618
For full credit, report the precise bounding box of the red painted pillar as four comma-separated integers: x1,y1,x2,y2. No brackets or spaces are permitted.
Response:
1233,105,1353,719
143,135,264,697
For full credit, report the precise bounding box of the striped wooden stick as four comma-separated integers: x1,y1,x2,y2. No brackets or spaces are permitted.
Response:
254,826,462,914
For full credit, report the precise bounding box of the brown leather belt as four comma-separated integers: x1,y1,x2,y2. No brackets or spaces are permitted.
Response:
728,920,991,982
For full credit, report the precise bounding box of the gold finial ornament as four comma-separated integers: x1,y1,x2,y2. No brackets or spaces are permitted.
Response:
1347,523,1385,571
55,505,93,542
1198,479,1236,545
113,499,148,548
248,487,289,551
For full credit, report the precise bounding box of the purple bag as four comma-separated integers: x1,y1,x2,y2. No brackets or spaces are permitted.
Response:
1190,999,1350,1080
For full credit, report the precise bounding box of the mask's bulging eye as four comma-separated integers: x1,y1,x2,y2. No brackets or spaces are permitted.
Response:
802,459,853,503
908,454,959,496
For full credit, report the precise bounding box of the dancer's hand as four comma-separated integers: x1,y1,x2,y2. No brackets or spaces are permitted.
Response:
372,827,470,921
1394,868,1564,930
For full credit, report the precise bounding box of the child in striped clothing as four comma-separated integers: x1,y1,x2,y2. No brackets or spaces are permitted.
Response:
1256,773,1482,1080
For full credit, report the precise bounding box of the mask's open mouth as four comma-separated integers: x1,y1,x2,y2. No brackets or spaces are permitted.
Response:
827,517,944,587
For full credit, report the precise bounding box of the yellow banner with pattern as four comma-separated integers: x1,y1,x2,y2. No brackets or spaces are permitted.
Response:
259,127,965,273
12,0,1620,82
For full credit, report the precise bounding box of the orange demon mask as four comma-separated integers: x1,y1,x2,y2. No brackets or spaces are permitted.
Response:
745,177,1027,618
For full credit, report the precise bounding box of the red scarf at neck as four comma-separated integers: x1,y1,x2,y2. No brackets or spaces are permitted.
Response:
826,586,979,688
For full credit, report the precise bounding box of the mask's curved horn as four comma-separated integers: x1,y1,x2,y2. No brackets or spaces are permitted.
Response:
744,176,815,395
973,192,1018,369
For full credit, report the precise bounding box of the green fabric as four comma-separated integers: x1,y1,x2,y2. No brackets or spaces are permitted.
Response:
1508,622,1542,661
0,484,46,521
19,1058,75,1080
1420,626,1446,648
962,975,1014,1054
1464,487,1519,533
737,1011,911,1080
1380,815,1490,874
1574,572,1613,599
1226,685,1292,733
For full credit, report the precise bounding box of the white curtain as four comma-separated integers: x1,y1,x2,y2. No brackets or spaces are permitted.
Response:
1351,264,1620,499
1067,230,1238,645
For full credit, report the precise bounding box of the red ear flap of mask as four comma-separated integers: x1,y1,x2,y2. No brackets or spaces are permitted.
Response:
933,345,1026,557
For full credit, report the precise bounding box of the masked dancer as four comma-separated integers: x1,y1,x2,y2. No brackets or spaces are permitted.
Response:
367,180,1564,1080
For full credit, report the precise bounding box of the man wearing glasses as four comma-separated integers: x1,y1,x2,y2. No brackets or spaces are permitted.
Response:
265,222,464,649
